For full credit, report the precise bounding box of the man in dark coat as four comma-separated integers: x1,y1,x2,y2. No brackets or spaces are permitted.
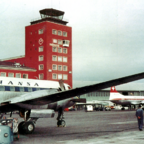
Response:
136,105,143,131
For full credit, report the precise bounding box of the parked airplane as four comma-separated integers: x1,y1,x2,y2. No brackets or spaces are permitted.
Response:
110,86,144,110
0,72,144,134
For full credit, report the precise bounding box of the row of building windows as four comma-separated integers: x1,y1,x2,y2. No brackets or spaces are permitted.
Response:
52,56,67,62
38,73,68,80
38,55,68,63
38,46,68,53
52,65,67,71
37,29,67,37
52,29,67,37
0,72,28,78
87,92,110,97
52,74,68,80
52,47,68,54
53,39,70,47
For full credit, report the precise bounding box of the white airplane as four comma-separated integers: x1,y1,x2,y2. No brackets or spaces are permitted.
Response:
0,72,144,134
110,86,144,110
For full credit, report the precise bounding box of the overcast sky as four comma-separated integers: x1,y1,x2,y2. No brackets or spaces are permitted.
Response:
1,0,144,90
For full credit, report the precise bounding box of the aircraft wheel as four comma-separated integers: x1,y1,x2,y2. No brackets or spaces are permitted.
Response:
57,120,66,127
121,107,125,110
23,121,35,134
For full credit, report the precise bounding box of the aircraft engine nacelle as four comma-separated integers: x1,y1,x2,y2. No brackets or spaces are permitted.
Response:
19,109,55,119
30,109,55,118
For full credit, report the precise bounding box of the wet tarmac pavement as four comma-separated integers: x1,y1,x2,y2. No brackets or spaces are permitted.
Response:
13,110,144,144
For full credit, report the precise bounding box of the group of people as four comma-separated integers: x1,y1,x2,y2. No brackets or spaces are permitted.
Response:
136,105,143,131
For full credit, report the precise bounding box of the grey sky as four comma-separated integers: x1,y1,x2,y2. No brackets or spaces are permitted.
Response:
0,0,144,89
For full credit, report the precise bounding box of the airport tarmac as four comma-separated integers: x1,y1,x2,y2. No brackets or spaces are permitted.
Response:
13,110,144,144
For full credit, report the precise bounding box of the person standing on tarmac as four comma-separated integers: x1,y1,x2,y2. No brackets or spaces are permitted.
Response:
136,105,143,131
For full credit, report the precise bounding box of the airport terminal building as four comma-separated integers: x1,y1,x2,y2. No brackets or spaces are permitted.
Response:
0,8,72,87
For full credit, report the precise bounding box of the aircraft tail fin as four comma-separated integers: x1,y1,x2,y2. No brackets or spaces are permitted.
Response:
109,86,123,100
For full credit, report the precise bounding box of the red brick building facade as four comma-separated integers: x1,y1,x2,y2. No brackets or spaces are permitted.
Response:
0,9,72,87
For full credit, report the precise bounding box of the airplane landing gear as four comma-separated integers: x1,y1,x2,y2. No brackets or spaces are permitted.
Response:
57,119,66,127
57,108,66,127
18,121,35,134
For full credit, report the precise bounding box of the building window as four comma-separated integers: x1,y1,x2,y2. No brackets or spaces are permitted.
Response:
38,29,43,34
63,31,67,37
58,47,62,53
23,74,28,78
52,56,57,61
63,40,70,47
39,46,43,52
63,74,68,80
39,55,44,61
0,72,6,77
58,30,62,36
63,57,67,62
58,74,62,80
52,64,57,70
39,64,44,70
58,65,62,71
39,74,44,80
63,48,67,54
53,39,57,43
52,47,57,52
63,65,68,71
52,74,57,79
58,40,63,45
8,73,14,77
58,56,62,62
16,73,21,78
52,29,57,35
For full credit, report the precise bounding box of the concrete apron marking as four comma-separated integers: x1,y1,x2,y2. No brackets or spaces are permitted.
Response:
109,121,137,124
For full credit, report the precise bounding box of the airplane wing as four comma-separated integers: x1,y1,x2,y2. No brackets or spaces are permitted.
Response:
2,72,144,105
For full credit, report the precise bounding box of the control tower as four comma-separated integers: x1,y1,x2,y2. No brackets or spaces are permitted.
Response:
31,8,68,25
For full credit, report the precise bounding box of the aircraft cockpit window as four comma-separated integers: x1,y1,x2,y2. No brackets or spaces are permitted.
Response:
0,86,4,91
10,87,15,91
20,87,24,92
